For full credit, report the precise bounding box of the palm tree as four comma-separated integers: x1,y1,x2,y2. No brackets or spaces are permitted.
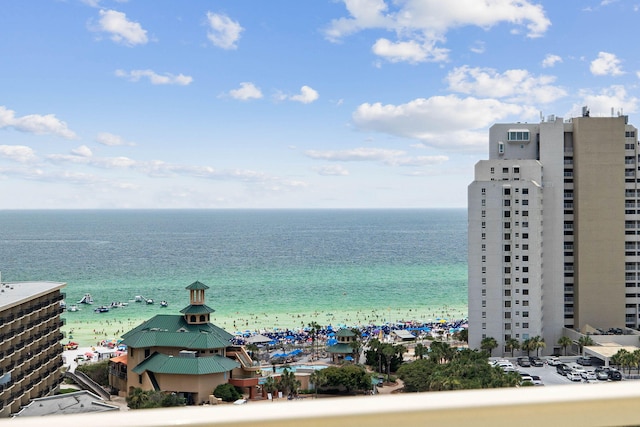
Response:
521,338,532,356
382,344,396,381
308,321,321,360
577,335,594,354
414,343,428,359
263,376,278,400
531,336,546,356
557,336,573,356
480,336,498,357
505,338,520,357
246,343,259,363
309,369,326,399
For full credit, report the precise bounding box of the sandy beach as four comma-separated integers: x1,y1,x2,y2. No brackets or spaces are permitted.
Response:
62,304,468,347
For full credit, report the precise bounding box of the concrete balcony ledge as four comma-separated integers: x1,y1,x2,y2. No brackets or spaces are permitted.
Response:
9,381,640,426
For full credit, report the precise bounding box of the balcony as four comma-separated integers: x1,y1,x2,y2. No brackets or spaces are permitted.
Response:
7,382,640,426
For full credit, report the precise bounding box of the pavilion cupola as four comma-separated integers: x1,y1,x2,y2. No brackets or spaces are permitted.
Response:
179,281,215,325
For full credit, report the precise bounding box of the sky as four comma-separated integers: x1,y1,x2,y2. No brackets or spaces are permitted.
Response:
1,0,640,209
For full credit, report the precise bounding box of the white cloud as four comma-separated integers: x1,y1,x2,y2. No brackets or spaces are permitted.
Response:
446,66,567,104
206,12,243,49
96,132,136,146
590,51,624,76
0,106,77,139
372,38,448,63
542,54,562,68
571,85,638,117
71,145,92,157
228,82,263,100
0,145,37,163
352,95,537,151
96,9,148,46
305,147,447,167
290,86,319,104
325,0,550,63
314,165,350,176
115,69,193,85
469,41,485,54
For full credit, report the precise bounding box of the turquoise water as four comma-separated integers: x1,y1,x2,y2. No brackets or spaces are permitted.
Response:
0,209,468,341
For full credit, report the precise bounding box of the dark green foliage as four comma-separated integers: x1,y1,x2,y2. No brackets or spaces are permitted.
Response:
365,339,405,375
76,360,109,386
321,364,372,394
213,383,243,402
397,345,520,392
126,387,186,409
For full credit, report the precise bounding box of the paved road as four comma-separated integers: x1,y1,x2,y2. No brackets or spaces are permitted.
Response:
491,357,619,386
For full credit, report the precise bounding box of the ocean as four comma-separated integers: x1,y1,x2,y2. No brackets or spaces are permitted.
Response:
0,209,468,344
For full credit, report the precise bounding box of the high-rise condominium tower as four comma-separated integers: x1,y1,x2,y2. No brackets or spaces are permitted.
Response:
468,113,638,355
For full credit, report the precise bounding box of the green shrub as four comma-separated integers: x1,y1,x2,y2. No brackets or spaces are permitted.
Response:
76,360,109,386
213,383,243,402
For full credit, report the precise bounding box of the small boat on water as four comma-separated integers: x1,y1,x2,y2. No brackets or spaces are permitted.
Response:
110,301,128,308
94,306,109,313
160,300,168,307
78,293,94,304
146,298,154,305
134,295,144,303
68,305,79,312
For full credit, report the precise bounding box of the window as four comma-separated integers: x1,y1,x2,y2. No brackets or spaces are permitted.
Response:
482,300,486,307
481,188,486,194
504,200,511,206
504,267,511,274
522,200,529,206
522,311,529,318
522,188,529,195
481,232,486,239
522,289,529,295
504,233,511,240
503,167,509,173
482,289,486,296
505,256,511,262
522,323,529,328
505,323,511,330
504,278,511,285
523,300,529,307
522,211,529,217
514,167,520,174
522,244,529,250
144,349,150,358
505,290,511,297
522,233,529,239
523,267,529,273
504,211,511,218
522,255,529,262
522,221,528,227
504,188,511,196
505,312,511,319
504,222,511,229
505,301,511,308
508,130,530,141
504,244,511,251
482,311,486,318
523,278,529,284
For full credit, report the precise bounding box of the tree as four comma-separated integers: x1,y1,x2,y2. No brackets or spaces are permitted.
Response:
521,338,533,356
278,367,301,397
263,376,278,400
245,343,259,362
382,344,396,381
126,388,185,409
577,335,594,354
213,383,243,402
414,343,428,360
557,336,573,356
309,369,326,398
505,338,520,357
308,321,321,360
452,328,468,343
531,336,546,356
349,328,363,363
428,341,455,364
480,337,498,356
322,365,372,394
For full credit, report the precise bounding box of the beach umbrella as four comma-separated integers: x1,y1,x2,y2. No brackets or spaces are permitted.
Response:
344,355,353,361
327,332,335,337
327,338,337,346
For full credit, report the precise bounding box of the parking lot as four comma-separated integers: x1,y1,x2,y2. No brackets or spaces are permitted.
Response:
490,356,620,386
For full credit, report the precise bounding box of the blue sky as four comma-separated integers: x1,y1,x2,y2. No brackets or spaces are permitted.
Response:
1,0,639,209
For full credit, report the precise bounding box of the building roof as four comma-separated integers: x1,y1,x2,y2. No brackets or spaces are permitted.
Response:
179,304,215,315
120,314,234,349
327,343,354,354
0,281,66,311
132,352,240,375
110,354,128,364
393,330,416,340
336,328,356,337
186,281,209,290
12,391,117,417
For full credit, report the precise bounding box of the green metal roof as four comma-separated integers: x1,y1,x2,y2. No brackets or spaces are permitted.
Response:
327,343,354,354
336,328,356,337
132,353,239,375
179,304,215,315
185,281,209,291
120,314,234,349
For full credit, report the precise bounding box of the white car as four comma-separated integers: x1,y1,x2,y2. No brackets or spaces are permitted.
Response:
566,371,582,382
233,399,247,405
546,356,561,366
581,371,597,381
570,365,587,375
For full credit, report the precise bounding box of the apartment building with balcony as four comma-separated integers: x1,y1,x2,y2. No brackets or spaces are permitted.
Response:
0,280,67,417
468,113,639,355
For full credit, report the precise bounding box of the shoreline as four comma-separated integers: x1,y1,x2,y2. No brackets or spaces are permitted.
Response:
61,304,468,347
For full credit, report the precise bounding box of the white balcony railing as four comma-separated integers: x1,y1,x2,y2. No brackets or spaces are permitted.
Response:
8,381,640,427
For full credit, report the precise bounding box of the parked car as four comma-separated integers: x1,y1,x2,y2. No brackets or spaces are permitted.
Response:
556,363,572,376
491,360,515,371
517,357,531,367
581,370,597,381
609,370,622,381
530,375,544,386
567,371,582,382
520,375,534,384
576,356,593,366
570,365,587,375
547,356,561,366
529,356,544,367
